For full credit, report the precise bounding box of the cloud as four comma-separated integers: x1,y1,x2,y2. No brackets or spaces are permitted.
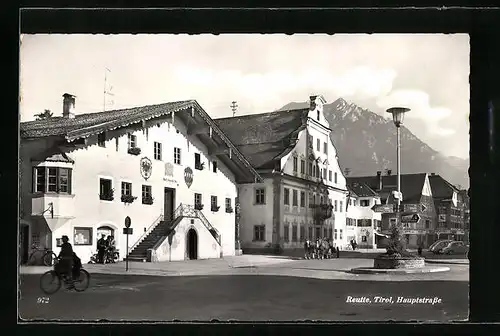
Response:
376,89,455,136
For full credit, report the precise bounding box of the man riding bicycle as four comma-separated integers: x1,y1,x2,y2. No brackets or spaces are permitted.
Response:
56,235,75,289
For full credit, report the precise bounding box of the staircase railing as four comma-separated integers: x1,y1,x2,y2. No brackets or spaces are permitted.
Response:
170,203,222,246
196,208,222,246
129,214,164,252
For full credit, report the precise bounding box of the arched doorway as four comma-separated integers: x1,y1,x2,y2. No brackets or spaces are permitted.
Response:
187,228,198,260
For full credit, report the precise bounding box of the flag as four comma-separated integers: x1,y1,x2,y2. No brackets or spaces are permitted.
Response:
345,190,351,212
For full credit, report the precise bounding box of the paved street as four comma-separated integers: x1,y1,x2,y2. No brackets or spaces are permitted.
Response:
19,257,468,321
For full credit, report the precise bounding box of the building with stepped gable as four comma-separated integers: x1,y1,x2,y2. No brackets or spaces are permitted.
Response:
215,96,350,253
19,94,261,264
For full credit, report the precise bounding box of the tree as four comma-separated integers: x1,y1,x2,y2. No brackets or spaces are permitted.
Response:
34,109,53,120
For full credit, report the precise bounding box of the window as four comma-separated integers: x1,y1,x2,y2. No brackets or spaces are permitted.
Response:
300,160,305,174
334,200,338,212
334,229,338,240
360,200,370,207
195,153,203,170
115,138,119,151
142,185,153,204
254,225,265,241
316,138,320,151
323,168,327,179
211,196,219,211
194,193,202,207
328,170,332,182
293,157,298,172
315,227,321,240
33,167,73,194
312,194,317,207
362,236,367,243
308,162,313,176
212,161,218,173
255,188,265,204
339,201,343,213
308,227,313,240
315,165,320,177
98,132,106,147
308,135,313,148
284,224,289,242
174,147,181,165
284,188,290,205
323,142,327,154
154,142,162,160
121,182,132,197
320,196,324,204
300,226,305,242
99,178,113,200
127,133,137,149
225,198,232,213
300,191,306,208
328,227,333,240
74,227,92,246
334,172,338,183
358,219,372,227
292,190,298,206
425,220,430,229
317,110,320,121
340,229,343,240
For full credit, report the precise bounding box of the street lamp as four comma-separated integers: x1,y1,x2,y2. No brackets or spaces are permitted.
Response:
386,107,411,232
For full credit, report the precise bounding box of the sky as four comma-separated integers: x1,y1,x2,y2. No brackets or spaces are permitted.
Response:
19,34,470,159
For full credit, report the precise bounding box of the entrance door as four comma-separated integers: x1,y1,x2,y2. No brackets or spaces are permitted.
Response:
20,225,29,264
164,188,175,222
187,229,198,260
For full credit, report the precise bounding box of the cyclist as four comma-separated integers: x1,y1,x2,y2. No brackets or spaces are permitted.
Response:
57,235,74,289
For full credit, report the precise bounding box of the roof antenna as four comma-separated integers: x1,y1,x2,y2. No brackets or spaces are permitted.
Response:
230,101,238,117
103,67,115,112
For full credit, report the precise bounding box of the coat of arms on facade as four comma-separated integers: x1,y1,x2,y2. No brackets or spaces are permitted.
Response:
140,157,152,180
164,162,174,177
184,167,193,188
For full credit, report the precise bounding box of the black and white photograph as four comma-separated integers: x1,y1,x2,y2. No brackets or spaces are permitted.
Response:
18,33,470,322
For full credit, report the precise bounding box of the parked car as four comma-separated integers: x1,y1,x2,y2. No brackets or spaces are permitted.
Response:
440,241,469,255
429,240,453,254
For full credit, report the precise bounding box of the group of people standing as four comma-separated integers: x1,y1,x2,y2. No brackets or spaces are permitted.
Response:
350,239,358,251
303,238,340,259
96,234,116,264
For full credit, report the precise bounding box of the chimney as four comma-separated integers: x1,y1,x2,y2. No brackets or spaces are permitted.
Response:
62,93,76,119
309,95,318,110
387,169,392,176
376,171,383,190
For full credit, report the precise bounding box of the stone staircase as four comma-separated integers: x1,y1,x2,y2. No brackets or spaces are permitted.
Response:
126,204,221,262
127,216,171,262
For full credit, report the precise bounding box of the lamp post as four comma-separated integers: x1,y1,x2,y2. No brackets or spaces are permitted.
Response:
386,107,410,251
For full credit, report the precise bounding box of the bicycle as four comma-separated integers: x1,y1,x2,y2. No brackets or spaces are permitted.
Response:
39,257,91,294
27,243,58,266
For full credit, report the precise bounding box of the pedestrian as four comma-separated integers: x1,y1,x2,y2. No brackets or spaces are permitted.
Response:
97,234,107,264
417,243,423,257
304,240,309,259
353,240,358,251
336,246,340,258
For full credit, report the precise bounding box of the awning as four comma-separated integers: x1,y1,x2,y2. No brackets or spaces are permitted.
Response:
31,215,74,232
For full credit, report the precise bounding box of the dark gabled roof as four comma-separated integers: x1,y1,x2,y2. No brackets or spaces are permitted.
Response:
20,99,262,183
21,100,193,140
214,108,309,169
31,146,74,163
347,182,378,198
428,174,459,200
346,173,427,204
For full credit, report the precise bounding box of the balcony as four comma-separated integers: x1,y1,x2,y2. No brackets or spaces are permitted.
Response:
311,204,333,221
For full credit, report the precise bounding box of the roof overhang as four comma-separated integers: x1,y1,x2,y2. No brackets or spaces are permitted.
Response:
176,101,262,184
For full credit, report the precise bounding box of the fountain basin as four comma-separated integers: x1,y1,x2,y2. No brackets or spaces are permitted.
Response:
374,254,425,269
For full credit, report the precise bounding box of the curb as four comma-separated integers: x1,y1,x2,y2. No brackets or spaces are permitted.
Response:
349,266,450,274
424,259,469,265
